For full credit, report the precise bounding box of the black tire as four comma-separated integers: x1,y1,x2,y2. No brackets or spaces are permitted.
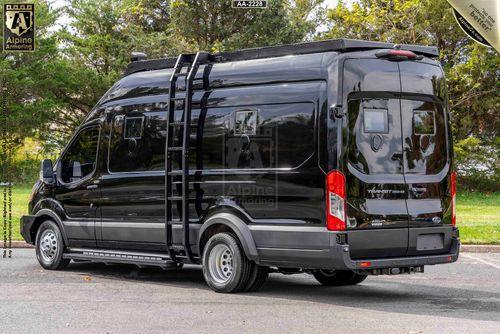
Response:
202,232,252,293
243,264,269,292
35,220,70,270
312,269,367,286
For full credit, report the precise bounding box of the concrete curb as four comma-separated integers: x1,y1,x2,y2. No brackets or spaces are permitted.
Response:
2,241,500,252
3,241,34,248
460,244,500,253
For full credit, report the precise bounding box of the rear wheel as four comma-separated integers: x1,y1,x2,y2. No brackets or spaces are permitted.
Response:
202,232,252,293
312,269,367,286
35,220,70,270
243,263,269,292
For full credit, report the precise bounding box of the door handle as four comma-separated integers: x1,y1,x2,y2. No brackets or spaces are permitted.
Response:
86,184,98,190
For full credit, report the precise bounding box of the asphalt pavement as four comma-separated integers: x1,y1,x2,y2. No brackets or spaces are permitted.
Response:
0,249,499,333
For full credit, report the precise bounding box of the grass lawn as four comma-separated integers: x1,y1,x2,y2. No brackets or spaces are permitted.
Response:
1,185,499,244
456,192,500,244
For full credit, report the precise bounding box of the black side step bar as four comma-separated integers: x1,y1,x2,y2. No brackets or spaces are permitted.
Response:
63,248,175,269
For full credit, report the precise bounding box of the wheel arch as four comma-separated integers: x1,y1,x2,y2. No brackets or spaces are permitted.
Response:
31,209,68,246
198,212,259,262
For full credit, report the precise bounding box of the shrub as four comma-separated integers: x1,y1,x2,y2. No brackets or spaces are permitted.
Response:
454,137,499,192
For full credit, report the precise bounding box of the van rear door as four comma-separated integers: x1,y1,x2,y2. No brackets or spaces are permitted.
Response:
399,62,454,256
342,57,453,260
342,59,409,259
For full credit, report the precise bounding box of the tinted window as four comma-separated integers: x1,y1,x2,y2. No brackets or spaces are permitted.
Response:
60,127,99,183
108,111,166,172
191,103,314,169
348,99,403,175
402,100,447,175
124,117,144,139
413,110,435,135
364,108,388,133
235,110,257,135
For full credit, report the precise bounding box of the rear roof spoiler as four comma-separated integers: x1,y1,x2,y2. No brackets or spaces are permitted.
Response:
123,38,439,77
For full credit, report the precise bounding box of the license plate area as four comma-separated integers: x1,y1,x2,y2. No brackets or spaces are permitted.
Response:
416,233,444,251
407,226,452,256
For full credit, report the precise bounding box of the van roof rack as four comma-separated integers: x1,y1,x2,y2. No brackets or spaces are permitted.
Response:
123,38,439,77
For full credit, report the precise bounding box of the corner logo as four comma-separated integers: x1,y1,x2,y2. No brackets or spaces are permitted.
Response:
3,4,35,52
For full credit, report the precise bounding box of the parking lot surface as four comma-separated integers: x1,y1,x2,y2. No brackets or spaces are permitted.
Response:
0,249,499,333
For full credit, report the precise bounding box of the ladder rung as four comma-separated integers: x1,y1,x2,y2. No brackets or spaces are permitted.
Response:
169,121,185,126
168,196,183,201
174,72,188,78
170,97,185,101
175,61,193,69
167,147,183,152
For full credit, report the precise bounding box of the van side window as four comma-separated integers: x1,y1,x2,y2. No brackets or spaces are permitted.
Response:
363,108,388,133
60,126,99,183
108,111,167,173
196,103,314,169
413,110,435,135
235,110,257,135
124,117,144,139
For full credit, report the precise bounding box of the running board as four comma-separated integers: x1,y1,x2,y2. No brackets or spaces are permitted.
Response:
63,248,175,269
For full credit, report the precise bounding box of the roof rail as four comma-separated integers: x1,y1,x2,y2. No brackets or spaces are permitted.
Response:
123,38,439,77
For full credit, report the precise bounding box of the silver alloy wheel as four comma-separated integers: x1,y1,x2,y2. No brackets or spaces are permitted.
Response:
208,244,234,284
39,229,58,263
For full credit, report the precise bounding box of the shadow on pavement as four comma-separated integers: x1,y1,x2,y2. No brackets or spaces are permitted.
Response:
63,261,500,322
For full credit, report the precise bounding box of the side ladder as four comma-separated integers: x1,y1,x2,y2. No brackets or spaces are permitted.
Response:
165,52,211,263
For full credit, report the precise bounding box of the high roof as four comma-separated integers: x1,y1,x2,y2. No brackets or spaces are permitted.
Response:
123,38,439,77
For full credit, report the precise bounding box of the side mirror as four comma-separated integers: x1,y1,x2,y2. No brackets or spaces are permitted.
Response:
40,159,55,185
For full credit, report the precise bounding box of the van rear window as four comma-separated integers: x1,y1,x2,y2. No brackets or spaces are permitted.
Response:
413,110,435,135
363,108,388,133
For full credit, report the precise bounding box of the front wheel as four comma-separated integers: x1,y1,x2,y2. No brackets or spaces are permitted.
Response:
312,269,367,286
35,220,70,270
202,232,252,293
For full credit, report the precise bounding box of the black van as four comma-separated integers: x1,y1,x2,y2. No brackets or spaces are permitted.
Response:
21,39,459,293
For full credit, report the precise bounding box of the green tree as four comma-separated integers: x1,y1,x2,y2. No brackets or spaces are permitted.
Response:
171,0,325,52
0,0,61,146
43,0,192,143
0,0,62,184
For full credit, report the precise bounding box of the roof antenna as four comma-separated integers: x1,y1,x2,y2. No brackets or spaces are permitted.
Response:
131,52,147,62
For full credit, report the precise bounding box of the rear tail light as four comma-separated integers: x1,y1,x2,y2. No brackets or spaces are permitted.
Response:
360,261,371,268
375,49,423,60
451,171,457,226
326,170,346,231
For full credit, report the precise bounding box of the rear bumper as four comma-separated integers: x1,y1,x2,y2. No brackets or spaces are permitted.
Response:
254,226,460,270
330,236,460,270
20,215,36,244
